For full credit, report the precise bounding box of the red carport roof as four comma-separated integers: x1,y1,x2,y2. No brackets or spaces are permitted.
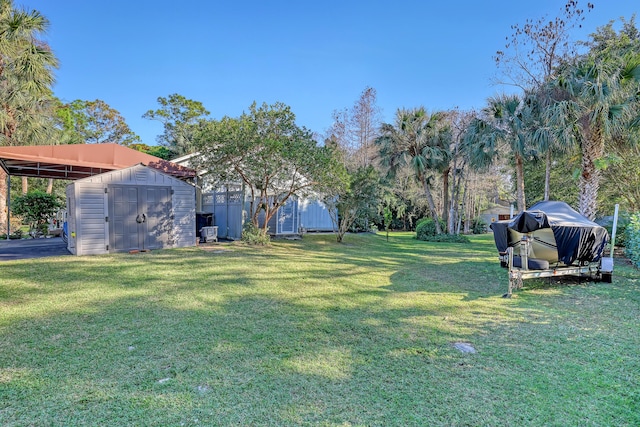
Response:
0,143,195,180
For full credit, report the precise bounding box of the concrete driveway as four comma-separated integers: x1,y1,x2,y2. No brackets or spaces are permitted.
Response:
0,237,71,261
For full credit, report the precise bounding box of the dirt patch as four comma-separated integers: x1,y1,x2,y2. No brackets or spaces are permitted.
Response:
198,242,233,253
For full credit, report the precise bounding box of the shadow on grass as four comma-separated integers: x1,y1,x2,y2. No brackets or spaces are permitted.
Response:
0,287,518,425
1,233,638,425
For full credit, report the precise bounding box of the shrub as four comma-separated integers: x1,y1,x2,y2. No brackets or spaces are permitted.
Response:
606,213,630,247
0,217,23,239
9,216,23,234
625,213,640,268
12,191,62,238
349,216,378,233
415,218,446,240
415,219,469,243
0,231,23,240
415,217,431,229
471,217,488,234
241,222,271,245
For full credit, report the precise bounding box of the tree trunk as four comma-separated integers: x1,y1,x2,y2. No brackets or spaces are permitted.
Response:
579,145,602,221
463,197,472,234
448,207,456,235
449,161,464,235
442,167,450,226
448,177,457,235
448,140,459,235
46,178,53,194
514,153,526,212
464,183,474,234
423,180,442,234
578,124,605,221
544,150,551,201
21,176,28,195
262,207,271,233
457,176,469,234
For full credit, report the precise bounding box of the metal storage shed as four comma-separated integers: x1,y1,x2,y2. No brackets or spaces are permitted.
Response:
66,164,196,255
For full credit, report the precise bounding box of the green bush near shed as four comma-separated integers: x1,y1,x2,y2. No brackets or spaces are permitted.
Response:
415,218,469,243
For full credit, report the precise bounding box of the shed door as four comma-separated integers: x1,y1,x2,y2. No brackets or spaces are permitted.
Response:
108,185,172,252
143,186,172,249
277,198,297,234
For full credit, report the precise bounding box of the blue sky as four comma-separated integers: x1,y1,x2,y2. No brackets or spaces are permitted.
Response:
21,1,639,146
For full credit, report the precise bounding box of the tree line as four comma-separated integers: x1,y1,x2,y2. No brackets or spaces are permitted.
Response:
2,0,639,238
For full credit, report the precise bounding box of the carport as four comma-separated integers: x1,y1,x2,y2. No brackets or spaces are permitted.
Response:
0,144,195,256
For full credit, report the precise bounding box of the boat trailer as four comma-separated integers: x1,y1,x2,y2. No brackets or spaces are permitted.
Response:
501,204,619,298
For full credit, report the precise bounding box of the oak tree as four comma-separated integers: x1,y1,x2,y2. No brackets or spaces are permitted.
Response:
194,102,345,235
59,99,140,145
143,93,209,157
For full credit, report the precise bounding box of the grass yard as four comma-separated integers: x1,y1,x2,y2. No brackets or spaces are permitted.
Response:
1,233,638,426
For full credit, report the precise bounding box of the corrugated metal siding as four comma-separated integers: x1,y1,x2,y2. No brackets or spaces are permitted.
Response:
299,199,335,232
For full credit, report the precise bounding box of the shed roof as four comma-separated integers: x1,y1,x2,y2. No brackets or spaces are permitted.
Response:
0,143,195,180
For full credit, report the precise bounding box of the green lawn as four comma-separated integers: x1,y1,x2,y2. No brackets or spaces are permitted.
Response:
1,233,638,426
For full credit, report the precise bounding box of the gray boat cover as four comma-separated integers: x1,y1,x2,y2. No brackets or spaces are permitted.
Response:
490,201,609,265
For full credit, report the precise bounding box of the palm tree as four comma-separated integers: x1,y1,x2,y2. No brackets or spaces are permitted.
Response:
0,0,58,197
377,107,449,234
547,56,640,219
428,120,453,225
508,88,576,203
464,94,531,213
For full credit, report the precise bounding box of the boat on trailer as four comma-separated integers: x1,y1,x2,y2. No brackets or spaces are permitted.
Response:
490,201,616,297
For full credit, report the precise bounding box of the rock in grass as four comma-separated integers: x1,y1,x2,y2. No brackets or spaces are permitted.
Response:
196,385,210,394
453,342,476,353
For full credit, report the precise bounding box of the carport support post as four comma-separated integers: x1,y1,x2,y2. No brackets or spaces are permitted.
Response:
5,173,9,238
